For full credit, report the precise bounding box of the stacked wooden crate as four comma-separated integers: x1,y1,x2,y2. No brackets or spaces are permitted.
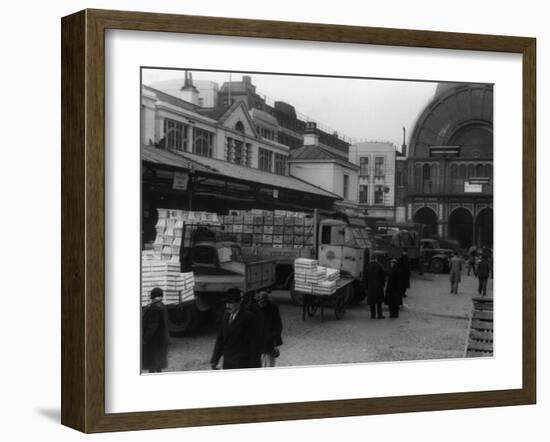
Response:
464,296,494,357
141,258,195,306
294,259,339,295
222,209,314,249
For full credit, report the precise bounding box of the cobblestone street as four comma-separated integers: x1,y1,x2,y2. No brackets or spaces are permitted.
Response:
165,271,492,372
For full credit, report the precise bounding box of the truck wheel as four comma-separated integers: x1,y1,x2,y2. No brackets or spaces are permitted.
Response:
167,304,198,336
430,258,445,274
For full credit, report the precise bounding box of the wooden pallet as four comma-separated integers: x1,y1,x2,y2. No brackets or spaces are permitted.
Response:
464,296,494,357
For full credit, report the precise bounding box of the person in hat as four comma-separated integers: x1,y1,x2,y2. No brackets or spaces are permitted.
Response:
397,248,411,298
449,252,463,295
251,290,283,368
476,255,491,296
366,254,386,319
210,288,257,370
142,287,170,373
385,259,403,318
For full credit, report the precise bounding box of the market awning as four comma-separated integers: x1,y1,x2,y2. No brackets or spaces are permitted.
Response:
142,145,341,200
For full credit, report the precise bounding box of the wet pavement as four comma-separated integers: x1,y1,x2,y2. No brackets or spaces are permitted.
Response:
164,271,493,372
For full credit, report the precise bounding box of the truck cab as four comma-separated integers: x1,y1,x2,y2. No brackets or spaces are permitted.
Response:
316,219,370,304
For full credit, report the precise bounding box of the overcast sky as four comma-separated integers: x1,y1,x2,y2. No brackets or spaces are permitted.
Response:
142,68,439,147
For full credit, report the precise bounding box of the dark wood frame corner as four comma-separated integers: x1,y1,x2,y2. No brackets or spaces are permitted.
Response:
61,8,536,433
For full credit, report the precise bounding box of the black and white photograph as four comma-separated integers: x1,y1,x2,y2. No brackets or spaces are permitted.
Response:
140,68,494,374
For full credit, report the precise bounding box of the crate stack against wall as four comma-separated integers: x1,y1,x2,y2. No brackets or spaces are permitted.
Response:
221,209,314,249
142,208,211,306
294,258,340,295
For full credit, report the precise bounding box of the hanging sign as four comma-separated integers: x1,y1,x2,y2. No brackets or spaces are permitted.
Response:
172,171,189,190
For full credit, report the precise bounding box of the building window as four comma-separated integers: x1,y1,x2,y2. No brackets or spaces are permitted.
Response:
467,164,475,178
274,153,287,176
163,118,188,151
193,127,214,157
258,148,273,172
459,164,466,179
360,157,369,177
197,97,204,107
476,164,484,177
343,174,350,200
374,157,385,178
374,186,384,204
450,164,458,179
226,138,251,166
235,121,245,133
359,185,368,204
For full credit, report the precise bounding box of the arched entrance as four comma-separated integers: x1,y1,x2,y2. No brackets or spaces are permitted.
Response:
475,208,493,248
449,208,473,248
413,207,438,237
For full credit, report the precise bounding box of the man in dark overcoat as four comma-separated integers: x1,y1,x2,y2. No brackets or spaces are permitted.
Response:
366,255,386,319
210,288,257,370
476,256,491,296
385,259,403,318
142,287,170,373
397,249,411,298
251,290,283,368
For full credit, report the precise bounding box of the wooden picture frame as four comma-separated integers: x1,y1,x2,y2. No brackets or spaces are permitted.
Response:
61,9,536,433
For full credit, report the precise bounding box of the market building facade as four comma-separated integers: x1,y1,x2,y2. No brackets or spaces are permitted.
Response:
405,83,494,248
140,82,343,244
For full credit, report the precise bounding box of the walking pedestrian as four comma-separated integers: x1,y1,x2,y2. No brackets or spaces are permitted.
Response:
467,245,478,276
367,255,386,319
210,288,257,370
476,255,491,296
397,248,411,298
251,290,283,368
142,287,170,373
385,259,403,318
449,252,463,295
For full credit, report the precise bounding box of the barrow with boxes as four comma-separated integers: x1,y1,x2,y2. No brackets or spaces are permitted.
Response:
294,258,355,321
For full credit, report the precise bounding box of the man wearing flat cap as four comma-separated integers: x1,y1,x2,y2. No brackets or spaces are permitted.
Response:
210,288,257,370
142,287,170,373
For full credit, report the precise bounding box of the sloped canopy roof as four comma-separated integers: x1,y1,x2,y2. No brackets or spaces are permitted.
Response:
142,145,340,199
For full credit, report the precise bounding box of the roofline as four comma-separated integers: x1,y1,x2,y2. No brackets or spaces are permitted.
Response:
142,148,341,200
288,158,360,171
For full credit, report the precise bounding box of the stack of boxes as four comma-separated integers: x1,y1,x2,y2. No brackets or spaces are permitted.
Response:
294,258,340,295
222,209,314,249
143,208,209,306
141,259,195,306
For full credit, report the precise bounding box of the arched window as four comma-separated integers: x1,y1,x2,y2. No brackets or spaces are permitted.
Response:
467,164,475,178
476,164,484,177
459,164,466,179
450,164,458,179
235,121,245,132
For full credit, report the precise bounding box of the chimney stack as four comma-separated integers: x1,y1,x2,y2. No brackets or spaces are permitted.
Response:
179,70,199,105
401,126,407,157
303,122,319,146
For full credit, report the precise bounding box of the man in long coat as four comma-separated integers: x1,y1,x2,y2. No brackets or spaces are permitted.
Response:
476,256,491,296
211,288,257,370
142,287,170,373
251,290,283,368
397,249,411,298
367,256,386,319
385,258,403,318
449,252,463,295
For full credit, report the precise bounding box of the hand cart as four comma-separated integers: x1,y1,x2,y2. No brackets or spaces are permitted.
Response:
299,277,355,322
